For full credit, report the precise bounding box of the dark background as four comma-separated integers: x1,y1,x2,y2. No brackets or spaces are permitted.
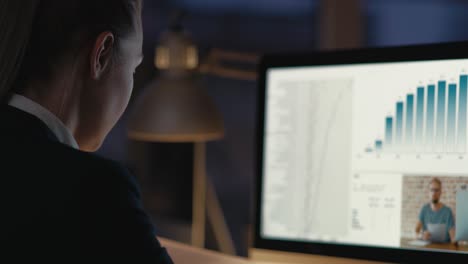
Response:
95,0,468,257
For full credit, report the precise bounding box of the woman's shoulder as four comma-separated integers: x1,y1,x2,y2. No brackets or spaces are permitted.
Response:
39,142,137,189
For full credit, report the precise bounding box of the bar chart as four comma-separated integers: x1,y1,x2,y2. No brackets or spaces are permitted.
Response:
369,74,468,154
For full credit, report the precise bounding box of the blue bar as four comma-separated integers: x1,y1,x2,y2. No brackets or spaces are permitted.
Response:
427,85,436,147
459,75,468,152
396,102,404,145
406,94,414,145
437,81,446,148
416,87,425,145
447,84,457,148
375,140,383,151
386,117,393,146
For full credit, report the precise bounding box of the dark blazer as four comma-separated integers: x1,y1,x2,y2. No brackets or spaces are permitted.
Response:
0,105,173,263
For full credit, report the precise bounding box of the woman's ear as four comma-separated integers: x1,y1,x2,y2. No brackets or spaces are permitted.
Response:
90,31,115,80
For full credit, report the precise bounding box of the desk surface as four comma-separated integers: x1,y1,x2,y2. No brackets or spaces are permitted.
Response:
159,237,283,264
160,237,468,263
400,238,468,252
159,237,387,264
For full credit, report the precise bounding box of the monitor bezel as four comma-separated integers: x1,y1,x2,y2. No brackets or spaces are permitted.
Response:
254,41,468,263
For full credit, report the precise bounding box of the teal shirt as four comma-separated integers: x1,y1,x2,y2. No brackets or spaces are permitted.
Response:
419,204,455,243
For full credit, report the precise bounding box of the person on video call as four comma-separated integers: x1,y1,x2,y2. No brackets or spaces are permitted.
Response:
0,0,173,262
415,178,455,243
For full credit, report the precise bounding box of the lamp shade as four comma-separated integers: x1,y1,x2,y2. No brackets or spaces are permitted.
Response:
127,71,224,142
128,15,224,143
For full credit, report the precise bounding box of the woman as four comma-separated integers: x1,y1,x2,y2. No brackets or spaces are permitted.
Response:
0,0,172,262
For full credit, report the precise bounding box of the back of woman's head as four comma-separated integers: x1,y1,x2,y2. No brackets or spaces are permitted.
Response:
0,0,142,102
0,1,38,103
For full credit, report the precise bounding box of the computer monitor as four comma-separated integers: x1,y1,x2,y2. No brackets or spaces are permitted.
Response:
255,41,468,263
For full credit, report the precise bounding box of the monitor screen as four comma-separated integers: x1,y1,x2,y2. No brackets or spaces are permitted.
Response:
255,42,468,262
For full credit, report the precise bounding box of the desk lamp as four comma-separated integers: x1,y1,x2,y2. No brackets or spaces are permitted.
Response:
127,17,235,254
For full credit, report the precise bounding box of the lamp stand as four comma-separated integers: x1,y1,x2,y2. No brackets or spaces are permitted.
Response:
191,142,236,255
192,142,207,247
